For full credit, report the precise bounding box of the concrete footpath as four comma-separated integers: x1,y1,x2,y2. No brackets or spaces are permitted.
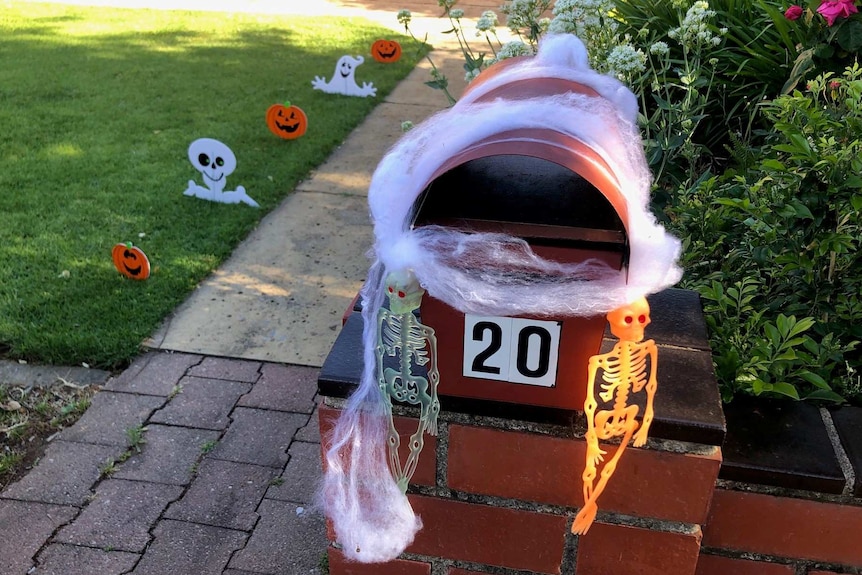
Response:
0,1,502,573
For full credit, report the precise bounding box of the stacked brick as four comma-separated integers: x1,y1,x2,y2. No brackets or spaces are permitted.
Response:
320,404,721,574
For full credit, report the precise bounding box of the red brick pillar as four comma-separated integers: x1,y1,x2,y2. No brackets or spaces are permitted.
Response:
318,289,725,574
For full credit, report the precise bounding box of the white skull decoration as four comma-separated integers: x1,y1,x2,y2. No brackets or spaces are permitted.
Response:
183,138,258,207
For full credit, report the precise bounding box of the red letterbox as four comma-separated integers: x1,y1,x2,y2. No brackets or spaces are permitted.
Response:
410,69,631,410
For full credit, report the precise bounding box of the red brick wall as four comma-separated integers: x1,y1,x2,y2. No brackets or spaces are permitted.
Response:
321,405,862,575
701,489,862,572
320,406,719,574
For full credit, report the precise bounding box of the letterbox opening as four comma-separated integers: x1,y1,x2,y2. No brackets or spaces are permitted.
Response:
412,153,628,268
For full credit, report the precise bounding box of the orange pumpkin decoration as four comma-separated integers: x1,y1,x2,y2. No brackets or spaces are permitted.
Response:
371,39,402,63
112,242,150,280
265,101,308,140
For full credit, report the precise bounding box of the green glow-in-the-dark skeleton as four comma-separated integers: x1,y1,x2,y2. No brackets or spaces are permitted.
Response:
376,269,440,493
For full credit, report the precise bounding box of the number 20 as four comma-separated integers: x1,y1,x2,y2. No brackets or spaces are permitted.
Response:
463,316,561,387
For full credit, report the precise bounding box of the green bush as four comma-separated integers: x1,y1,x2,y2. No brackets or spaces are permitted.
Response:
667,64,862,403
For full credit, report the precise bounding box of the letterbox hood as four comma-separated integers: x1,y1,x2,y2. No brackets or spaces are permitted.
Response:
368,33,681,317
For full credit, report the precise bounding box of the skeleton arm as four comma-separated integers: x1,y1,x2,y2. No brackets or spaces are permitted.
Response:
632,340,658,447
584,354,607,468
420,322,440,436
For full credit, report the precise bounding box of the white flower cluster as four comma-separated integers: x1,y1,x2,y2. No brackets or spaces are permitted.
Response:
502,0,552,36
397,9,412,27
449,8,464,19
649,41,669,56
605,43,646,78
668,1,724,49
548,0,617,37
493,40,533,62
476,10,499,33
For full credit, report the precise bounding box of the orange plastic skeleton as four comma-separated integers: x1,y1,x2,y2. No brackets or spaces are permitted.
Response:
572,296,657,535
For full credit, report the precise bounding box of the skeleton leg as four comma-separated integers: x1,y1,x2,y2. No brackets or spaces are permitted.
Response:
399,390,430,492
572,405,640,535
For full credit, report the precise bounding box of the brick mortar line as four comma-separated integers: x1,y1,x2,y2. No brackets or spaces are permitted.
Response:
327,395,719,456
119,355,238,575
560,515,579,575
408,484,699,536
25,388,171,573
219,388,320,570
399,552,553,575
715,478,862,508
698,545,862,575
820,406,857,497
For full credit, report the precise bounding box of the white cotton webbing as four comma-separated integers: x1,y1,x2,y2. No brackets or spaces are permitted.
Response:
318,260,422,563
319,33,682,564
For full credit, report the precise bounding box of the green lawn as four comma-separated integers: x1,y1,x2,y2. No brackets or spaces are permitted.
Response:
0,1,423,368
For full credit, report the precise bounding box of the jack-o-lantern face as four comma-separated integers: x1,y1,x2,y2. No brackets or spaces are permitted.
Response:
265,103,308,140
371,39,402,63
112,243,150,280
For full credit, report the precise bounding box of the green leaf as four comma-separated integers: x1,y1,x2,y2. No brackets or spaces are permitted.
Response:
804,389,846,403
760,159,786,171
782,48,815,94
797,370,830,390
837,20,862,52
771,382,801,399
787,316,815,339
852,194,862,211
764,323,781,347
813,43,835,59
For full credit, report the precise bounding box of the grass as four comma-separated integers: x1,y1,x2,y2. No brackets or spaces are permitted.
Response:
0,1,425,368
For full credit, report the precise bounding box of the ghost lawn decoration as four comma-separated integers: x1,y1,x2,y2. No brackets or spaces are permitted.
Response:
320,34,682,564
312,55,376,97
184,138,259,207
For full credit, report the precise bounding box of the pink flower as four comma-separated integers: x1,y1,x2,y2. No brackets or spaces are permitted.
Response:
830,80,841,89
817,0,859,26
785,5,804,20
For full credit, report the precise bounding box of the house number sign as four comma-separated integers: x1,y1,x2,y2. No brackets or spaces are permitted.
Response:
462,315,562,387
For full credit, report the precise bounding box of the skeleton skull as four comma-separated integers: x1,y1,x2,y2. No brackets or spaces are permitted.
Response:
385,269,424,315
188,138,236,193
606,296,651,342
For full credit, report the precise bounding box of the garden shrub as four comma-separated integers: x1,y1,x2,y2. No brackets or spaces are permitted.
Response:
666,65,862,403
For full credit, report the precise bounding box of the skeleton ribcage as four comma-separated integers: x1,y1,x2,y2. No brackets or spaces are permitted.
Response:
381,311,430,366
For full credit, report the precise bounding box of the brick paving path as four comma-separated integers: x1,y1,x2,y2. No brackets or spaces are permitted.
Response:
0,352,326,575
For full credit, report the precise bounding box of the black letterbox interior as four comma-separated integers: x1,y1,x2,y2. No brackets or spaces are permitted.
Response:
411,154,628,259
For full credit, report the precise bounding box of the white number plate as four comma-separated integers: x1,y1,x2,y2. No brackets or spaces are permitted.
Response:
462,315,562,387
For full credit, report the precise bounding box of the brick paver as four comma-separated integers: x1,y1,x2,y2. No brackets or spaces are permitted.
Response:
237,363,318,413
187,356,262,383
0,500,78,575
130,519,247,575
228,499,327,574
33,544,139,575
149,376,251,430
209,407,306,468
2,440,125,506
54,478,183,552
266,441,322,504
113,424,221,485
163,458,277,531
60,391,164,446
104,352,201,396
